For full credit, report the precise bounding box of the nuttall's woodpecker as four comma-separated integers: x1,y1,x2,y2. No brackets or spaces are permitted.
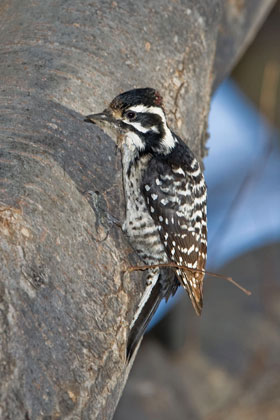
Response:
85,88,207,360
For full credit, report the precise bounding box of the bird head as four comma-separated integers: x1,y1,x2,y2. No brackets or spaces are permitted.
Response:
85,88,176,154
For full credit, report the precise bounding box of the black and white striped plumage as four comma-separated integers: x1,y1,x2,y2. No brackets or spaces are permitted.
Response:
85,88,207,360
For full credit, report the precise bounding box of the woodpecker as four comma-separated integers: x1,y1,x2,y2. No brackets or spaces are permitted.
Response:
85,88,207,360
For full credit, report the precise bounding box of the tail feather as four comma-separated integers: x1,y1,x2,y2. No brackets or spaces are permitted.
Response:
126,269,178,361
127,280,163,361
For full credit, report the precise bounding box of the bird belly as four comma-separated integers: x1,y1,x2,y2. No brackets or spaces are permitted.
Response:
122,159,167,265
123,205,167,265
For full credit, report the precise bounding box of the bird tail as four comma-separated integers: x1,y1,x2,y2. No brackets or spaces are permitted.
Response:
178,269,204,316
127,268,178,361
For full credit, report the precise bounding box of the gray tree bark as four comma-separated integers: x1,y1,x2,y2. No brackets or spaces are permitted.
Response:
0,0,275,419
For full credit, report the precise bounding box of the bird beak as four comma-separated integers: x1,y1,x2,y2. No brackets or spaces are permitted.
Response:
85,108,125,148
84,109,114,125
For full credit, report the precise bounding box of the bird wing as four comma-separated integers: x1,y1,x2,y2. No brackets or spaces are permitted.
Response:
141,157,207,315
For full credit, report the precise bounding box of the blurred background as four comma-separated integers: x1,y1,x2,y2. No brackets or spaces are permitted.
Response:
114,2,280,419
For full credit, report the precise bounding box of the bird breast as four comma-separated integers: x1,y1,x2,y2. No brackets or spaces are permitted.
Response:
121,149,166,265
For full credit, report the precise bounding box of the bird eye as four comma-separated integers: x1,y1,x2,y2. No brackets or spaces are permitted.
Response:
126,111,136,120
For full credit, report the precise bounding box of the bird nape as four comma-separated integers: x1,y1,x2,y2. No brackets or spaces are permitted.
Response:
85,87,207,361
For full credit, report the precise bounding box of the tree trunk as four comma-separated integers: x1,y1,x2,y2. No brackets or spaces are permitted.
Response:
0,0,275,419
